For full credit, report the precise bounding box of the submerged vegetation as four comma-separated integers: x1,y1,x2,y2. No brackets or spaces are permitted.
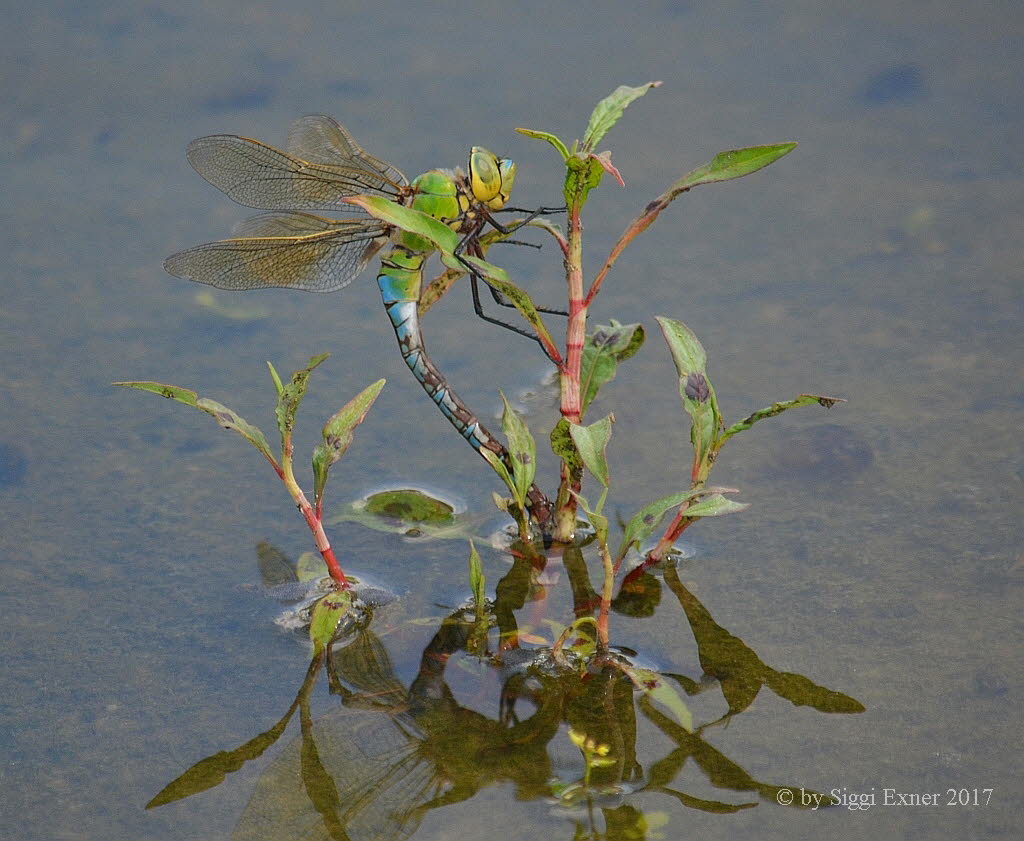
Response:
122,83,861,836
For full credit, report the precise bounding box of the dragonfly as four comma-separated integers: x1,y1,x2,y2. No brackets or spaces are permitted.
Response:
164,115,553,523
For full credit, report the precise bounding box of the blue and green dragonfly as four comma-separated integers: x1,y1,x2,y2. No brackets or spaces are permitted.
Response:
164,115,552,522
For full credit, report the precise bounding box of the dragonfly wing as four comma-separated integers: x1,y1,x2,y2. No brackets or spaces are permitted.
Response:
164,214,388,292
287,114,408,193
186,133,405,213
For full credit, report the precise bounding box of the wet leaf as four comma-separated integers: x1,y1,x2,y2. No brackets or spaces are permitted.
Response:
363,488,455,524
309,590,353,654
569,415,614,489
500,392,537,505
620,663,693,732
312,378,386,506
582,81,661,152
580,321,645,416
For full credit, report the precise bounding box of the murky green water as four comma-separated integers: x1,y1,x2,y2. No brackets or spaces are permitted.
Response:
2,1,1020,838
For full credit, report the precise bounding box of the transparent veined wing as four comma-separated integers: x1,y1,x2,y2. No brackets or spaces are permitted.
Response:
164,213,389,293
287,114,408,193
185,120,408,213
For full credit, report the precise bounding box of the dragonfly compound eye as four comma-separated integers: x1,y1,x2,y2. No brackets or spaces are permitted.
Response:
469,146,502,205
487,158,516,210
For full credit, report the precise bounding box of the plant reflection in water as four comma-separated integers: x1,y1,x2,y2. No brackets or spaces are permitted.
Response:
148,540,863,840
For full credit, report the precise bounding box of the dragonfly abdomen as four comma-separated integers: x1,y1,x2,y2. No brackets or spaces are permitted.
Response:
378,248,504,460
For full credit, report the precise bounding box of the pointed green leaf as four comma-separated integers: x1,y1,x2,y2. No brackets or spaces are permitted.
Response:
582,81,662,152
499,392,537,505
309,590,353,654
550,418,583,475
312,378,386,506
274,353,329,448
568,415,614,488
620,663,693,732
115,380,278,465
616,487,739,561
514,127,570,161
668,143,797,192
719,394,845,444
468,540,486,608
682,493,748,518
580,321,645,416
266,361,284,397
194,398,276,465
480,446,517,501
344,195,459,255
656,316,706,376
115,381,201,406
564,153,607,210
449,253,556,351
573,491,609,546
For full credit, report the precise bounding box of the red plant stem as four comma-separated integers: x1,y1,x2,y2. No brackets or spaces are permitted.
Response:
297,500,350,588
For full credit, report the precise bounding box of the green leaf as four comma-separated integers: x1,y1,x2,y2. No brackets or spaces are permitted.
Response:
309,590,353,654
499,392,537,506
582,81,662,152
564,153,607,210
468,540,486,609
620,663,693,732
568,415,614,489
616,487,738,561
656,316,706,376
573,491,609,546
450,253,556,351
266,361,284,398
719,394,845,444
667,143,798,192
656,317,722,469
344,195,460,254
274,353,330,449
550,418,583,475
682,493,748,518
480,446,517,501
312,378,386,507
580,321,645,416
514,127,570,161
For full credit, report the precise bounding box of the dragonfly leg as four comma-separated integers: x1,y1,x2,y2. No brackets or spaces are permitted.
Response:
468,271,546,345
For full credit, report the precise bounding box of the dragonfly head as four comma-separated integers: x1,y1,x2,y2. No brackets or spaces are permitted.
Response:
469,147,516,210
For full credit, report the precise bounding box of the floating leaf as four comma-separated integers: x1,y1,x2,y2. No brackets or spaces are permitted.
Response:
312,378,386,506
582,82,662,152
619,663,693,732
274,353,330,448
719,394,845,444
514,127,571,161
500,392,537,505
363,488,454,524
568,415,614,489
309,590,353,654
580,321,645,416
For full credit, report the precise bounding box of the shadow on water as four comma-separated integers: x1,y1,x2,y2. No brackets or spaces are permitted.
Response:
147,532,864,840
